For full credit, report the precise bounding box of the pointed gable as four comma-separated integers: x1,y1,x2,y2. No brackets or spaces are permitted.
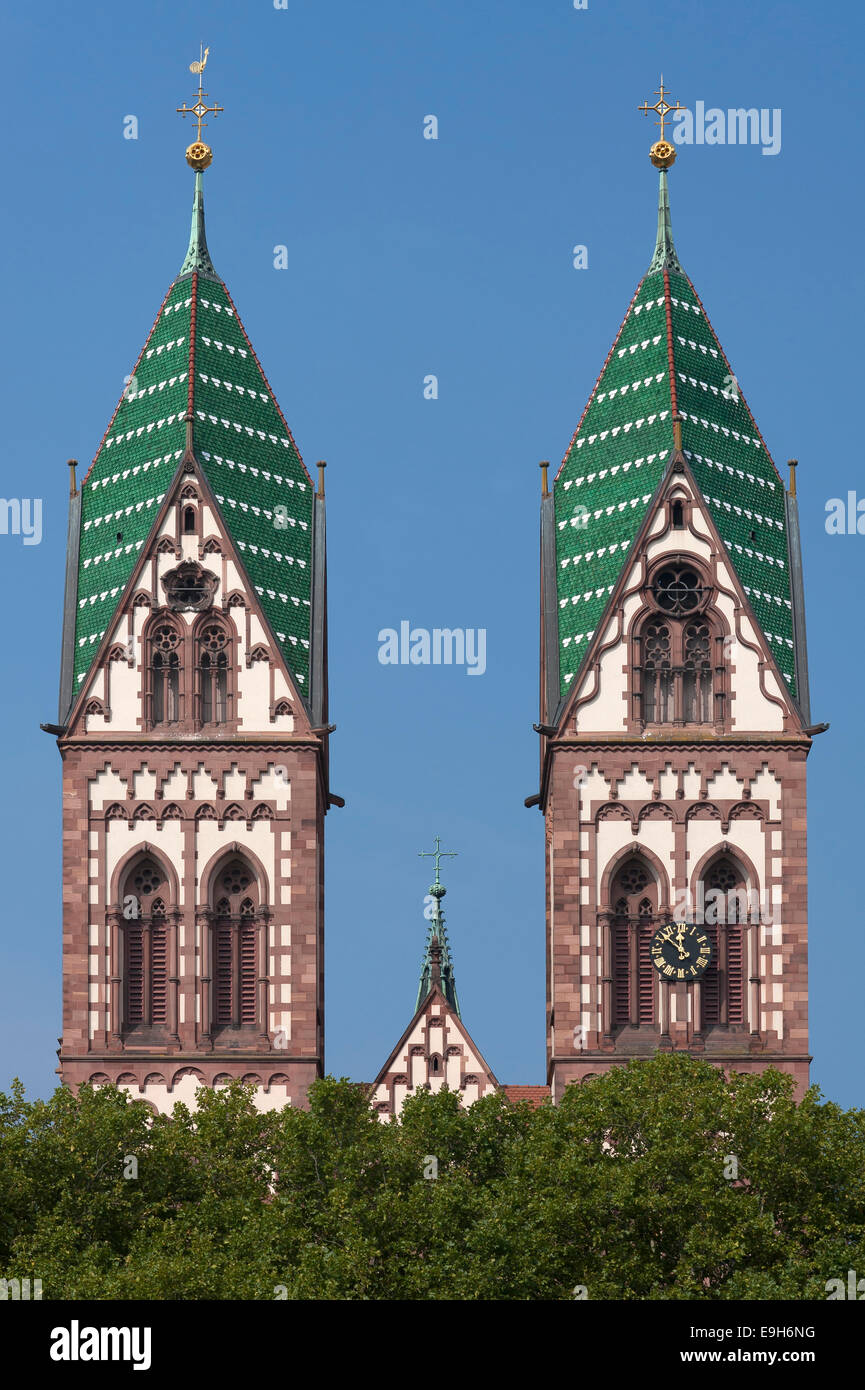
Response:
72,173,313,709
561,465,801,736
66,458,310,740
370,984,500,1120
554,169,795,703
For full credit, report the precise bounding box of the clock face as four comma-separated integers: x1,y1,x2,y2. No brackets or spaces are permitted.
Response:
650,921,712,982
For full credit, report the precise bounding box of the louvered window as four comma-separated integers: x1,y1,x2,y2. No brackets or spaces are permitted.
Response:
150,900,168,1026
214,924,234,1027
726,925,745,1025
608,860,657,1029
701,859,747,1028
122,862,169,1031
211,861,259,1032
637,917,655,1025
612,919,631,1024
125,926,144,1025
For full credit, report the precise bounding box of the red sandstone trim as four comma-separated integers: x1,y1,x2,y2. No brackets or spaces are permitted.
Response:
82,282,176,487
219,283,313,488
553,276,648,484
187,271,198,424
663,267,679,417
681,272,783,489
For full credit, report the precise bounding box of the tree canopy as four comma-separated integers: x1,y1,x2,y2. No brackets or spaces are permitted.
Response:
1,1055,862,1300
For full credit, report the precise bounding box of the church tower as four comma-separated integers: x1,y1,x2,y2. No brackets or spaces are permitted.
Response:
534,86,818,1102
50,60,332,1113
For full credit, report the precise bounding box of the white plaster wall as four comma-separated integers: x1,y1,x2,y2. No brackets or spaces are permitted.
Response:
118,1076,292,1115
239,659,272,728
751,766,782,818
162,764,187,801
632,819,676,888
659,763,678,799
107,652,140,731
192,764,219,799
685,819,765,899
106,820,185,904
133,765,158,800
579,767,612,815
596,821,634,886
194,820,276,900
89,765,128,810
250,766,291,811
573,592,641,734
618,763,654,801
645,524,712,564
683,763,702,799
224,766,248,801
705,765,745,801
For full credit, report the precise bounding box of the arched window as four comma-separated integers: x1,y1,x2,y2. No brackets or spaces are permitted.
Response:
147,618,182,725
641,619,672,723
700,858,747,1027
211,858,259,1032
183,506,197,534
683,620,712,722
635,565,718,727
609,858,658,1028
122,858,169,1031
196,617,231,725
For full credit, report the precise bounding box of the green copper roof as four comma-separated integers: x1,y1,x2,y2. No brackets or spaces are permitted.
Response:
416,887,460,1015
73,176,312,699
178,170,219,280
554,170,794,701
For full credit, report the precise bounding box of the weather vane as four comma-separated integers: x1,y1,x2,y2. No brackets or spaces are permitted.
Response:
639,76,684,170
176,44,223,171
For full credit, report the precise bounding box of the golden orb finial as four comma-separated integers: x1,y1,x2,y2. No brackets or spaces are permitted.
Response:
639,77,684,168
176,44,223,170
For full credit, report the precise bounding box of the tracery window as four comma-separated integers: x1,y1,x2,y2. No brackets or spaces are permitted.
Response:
161,560,218,612
148,619,181,725
636,565,718,727
196,618,231,724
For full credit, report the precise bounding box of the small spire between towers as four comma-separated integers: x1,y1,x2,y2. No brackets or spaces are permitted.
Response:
416,837,461,1015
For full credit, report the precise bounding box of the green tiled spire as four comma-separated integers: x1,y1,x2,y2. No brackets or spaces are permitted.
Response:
554,169,795,702
69,172,313,709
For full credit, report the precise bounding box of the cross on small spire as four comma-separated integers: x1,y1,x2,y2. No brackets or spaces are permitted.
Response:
418,835,457,888
638,76,684,143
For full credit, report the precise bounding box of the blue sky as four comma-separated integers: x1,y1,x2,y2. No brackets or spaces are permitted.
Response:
1,0,862,1107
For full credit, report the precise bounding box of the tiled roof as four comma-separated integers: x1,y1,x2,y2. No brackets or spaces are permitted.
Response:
502,1085,550,1108
73,177,312,698
554,172,794,702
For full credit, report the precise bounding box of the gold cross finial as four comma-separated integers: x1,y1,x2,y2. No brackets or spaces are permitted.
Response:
639,76,683,169
176,45,223,171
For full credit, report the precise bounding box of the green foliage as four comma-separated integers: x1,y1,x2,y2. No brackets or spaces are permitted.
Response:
1,1057,862,1300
